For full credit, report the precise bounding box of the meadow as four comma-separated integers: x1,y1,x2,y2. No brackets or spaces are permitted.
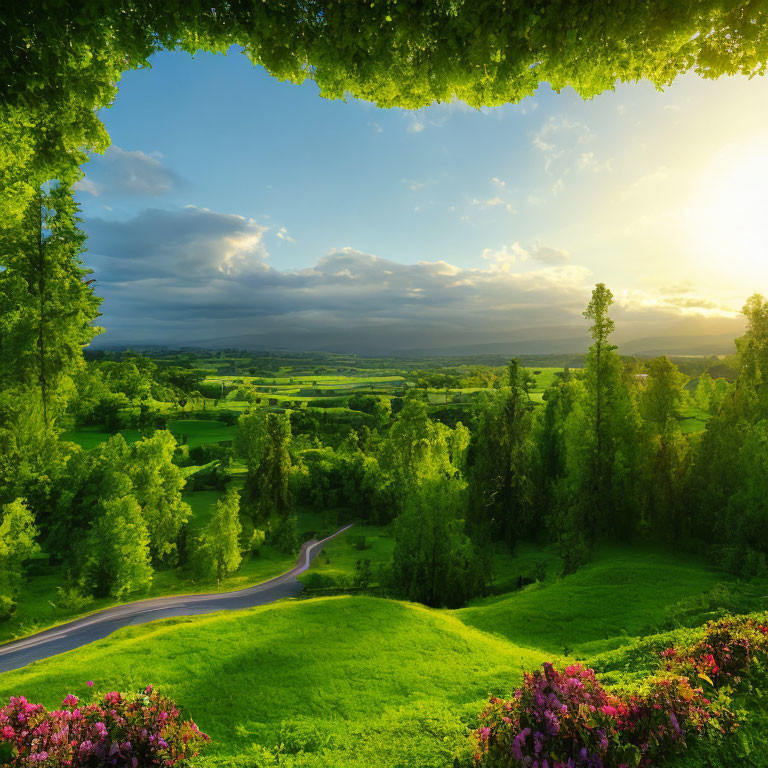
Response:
1,545,765,767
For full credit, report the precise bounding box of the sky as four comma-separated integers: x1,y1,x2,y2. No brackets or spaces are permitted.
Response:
77,46,768,353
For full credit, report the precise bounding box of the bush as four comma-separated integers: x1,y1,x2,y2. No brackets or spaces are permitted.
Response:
0,684,209,766
470,663,719,768
470,614,768,768
55,585,92,612
0,596,15,622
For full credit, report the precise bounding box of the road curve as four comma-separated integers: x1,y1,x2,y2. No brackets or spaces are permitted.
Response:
0,524,354,674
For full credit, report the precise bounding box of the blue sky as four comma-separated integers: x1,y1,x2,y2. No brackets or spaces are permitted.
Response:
78,46,768,351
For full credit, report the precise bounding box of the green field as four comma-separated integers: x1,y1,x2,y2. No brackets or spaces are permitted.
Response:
457,545,724,656
0,597,555,768
168,419,237,448
298,524,395,587
61,425,143,450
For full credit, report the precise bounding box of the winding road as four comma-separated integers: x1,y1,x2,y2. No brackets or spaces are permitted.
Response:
0,524,354,674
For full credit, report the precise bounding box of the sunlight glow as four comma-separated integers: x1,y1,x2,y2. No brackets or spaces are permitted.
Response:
688,141,768,286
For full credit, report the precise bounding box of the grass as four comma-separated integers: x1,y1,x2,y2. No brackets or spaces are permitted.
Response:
168,419,237,448
0,543,756,766
298,524,395,586
61,425,142,450
456,544,723,657
0,597,553,768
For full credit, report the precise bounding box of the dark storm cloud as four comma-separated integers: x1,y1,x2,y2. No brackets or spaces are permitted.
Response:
84,206,735,352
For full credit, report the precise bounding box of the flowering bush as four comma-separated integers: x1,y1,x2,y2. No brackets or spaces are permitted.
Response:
0,684,208,767
661,614,768,687
471,663,717,768
471,614,768,768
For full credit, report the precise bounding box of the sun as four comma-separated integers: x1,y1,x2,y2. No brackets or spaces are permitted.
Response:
687,140,768,288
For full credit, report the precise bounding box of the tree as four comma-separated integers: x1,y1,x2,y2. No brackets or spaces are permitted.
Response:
0,183,102,425
242,413,292,521
235,410,269,469
695,371,716,412
638,357,691,541
128,431,190,565
0,499,39,619
639,357,689,427
556,285,642,567
389,477,480,608
83,495,153,599
468,359,535,550
198,488,242,585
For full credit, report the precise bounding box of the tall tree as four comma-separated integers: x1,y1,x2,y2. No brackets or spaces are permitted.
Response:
389,476,479,608
556,285,642,569
638,357,691,540
198,488,242,586
468,359,535,549
83,495,153,599
128,431,190,565
0,183,102,425
242,413,293,521
0,499,39,618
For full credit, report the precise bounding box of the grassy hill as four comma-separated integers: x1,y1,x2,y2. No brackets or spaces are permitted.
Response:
0,597,553,768
2,545,765,766
456,545,723,656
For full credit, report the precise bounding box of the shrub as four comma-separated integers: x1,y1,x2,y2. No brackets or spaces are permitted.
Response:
55,585,92,612
0,596,15,622
0,684,209,766
470,614,768,768
471,663,719,768
662,613,768,687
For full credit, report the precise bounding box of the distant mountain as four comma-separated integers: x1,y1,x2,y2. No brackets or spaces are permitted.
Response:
616,334,737,356
92,317,745,358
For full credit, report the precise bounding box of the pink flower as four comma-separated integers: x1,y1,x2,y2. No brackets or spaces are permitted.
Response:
86,681,94,688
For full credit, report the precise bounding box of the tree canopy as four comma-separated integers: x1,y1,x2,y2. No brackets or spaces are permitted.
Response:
2,0,768,217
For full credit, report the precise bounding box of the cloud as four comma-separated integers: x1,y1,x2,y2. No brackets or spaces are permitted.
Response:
75,146,185,198
532,117,611,179
407,120,425,134
276,227,295,243
472,196,515,213
482,242,570,270
84,207,600,350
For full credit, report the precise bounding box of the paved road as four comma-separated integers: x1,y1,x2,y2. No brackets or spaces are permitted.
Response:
0,524,354,674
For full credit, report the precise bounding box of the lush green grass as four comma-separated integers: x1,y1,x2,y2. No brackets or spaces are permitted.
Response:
529,367,564,392
0,597,553,768
298,524,395,586
0,543,758,766
456,544,723,657
61,425,142,450
167,419,237,448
